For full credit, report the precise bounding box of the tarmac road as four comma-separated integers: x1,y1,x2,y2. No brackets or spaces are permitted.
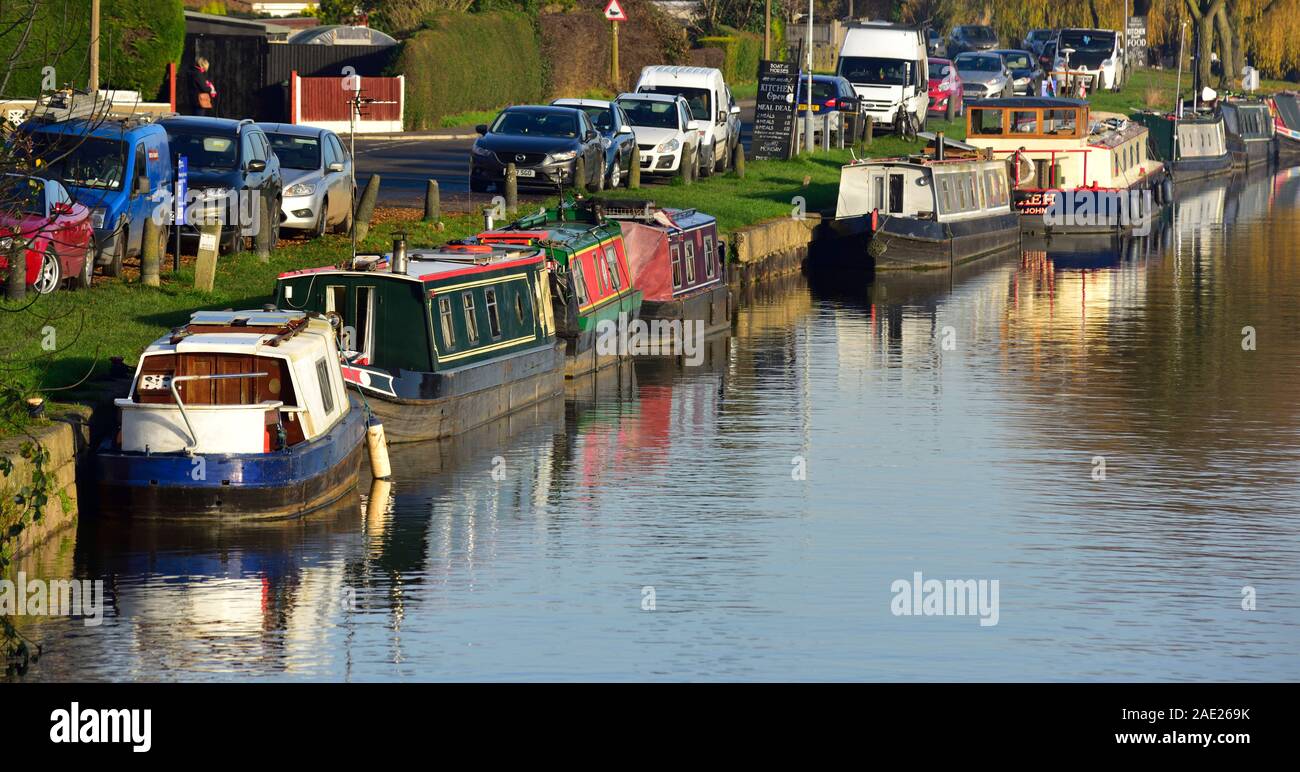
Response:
352,100,757,211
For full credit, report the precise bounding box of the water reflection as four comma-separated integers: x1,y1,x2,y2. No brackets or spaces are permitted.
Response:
8,166,1300,682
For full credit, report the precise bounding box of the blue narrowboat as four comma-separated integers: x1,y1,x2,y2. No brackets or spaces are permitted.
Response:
96,310,366,519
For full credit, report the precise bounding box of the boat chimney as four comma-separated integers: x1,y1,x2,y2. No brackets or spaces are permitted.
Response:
482,205,495,230
391,231,408,274
935,132,945,161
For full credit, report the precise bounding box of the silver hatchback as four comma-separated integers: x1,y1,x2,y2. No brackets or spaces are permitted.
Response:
258,123,354,237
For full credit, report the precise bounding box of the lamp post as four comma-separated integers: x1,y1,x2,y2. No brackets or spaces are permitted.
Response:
804,0,814,153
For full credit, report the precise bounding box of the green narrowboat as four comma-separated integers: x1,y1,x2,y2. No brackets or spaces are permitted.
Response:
478,198,643,377
1129,110,1233,182
273,237,565,443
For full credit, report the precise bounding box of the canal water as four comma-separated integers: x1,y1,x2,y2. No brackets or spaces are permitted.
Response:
11,166,1300,682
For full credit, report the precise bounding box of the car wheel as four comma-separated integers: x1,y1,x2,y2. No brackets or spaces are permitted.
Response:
155,223,169,263
33,246,61,295
716,141,729,173
609,162,622,189
335,200,354,235
104,231,125,277
699,145,713,178
267,199,281,250
587,159,604,193
313,199,328,238
77,244,94,289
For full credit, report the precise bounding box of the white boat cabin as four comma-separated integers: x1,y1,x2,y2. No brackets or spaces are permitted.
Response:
963,97,1162,190
116,311,350,455
837,153,1014,223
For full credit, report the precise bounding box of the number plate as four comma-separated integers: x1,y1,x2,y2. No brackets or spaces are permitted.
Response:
514,168,536,178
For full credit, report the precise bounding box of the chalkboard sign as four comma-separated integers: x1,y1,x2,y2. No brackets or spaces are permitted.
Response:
1125,17,1148,63
752,60,800,160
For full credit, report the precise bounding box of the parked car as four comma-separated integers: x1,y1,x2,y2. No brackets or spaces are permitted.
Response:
615,92,702,180
550,98,638,189
836,22,930,133
795,75,859,139
991,49,1044,95
19,115,171,278
947,25,998,57
927,58,963,119
926,28,944,56
1054,28,1124,92
955,52,1013,101
160,116,283,254
258,123,354,237
635,66,741,176
0,175,93,293
1022,29,1056,57
470,105,605,192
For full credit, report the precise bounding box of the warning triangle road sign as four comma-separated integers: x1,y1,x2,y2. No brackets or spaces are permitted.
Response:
604,0,627,21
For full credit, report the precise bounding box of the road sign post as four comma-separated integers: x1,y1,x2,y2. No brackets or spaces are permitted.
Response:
605,0,627,88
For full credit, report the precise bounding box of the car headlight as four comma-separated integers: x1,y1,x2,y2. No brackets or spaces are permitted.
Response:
656,138,680,154
0,236,11,251
471,144,494,157
548,150,577,163
285,182,315,197
938,82,951,92
90,206,107,229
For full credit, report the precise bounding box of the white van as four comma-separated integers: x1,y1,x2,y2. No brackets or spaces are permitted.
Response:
836,22,929,132
635,66,741,177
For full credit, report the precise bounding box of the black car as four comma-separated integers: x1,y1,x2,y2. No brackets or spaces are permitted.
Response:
948,25,998,57
550,98,638,189
1022,29,1056,57
470,106,605,193
160,116,283,253
991,49,1045,95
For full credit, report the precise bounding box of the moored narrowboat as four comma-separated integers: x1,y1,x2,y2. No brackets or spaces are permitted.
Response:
1269,91,1300,162
1221,98,1274,168
274,237,565,443
963,97,1168,235
829,139,1021,270
478,199,644,377
96,310,366,519
602,201,731,342
1129,109,1233,181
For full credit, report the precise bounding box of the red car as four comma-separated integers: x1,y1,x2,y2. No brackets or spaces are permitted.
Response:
0,175,94,294
928,58,964,120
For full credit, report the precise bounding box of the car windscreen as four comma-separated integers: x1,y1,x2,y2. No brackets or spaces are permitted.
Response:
797,81,838,103
26,133,126,191
1,177,46,215
490,110,579,138
1001,52,1033,69
965,26,996,42
958,55,1003,72
167,129,239,171
617,99,681,130
1058,31,1115,52
267,133,321,171
929,60,952,78
564,105,614,132
637,86,711,121
838,57,909,86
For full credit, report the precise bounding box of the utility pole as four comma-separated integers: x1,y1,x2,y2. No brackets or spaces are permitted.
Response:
804,0,814,153
89,0,100,92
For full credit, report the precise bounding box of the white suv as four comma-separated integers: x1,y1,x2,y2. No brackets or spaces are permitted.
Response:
634,66,741,177
616,93,702,178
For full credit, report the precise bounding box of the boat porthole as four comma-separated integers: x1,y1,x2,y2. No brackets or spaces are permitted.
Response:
268,378,280,394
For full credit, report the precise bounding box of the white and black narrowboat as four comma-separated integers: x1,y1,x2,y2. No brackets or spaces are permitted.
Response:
1129,108,1233,181
96,310,366,519
830,140,1021,270
1221,98,1275,168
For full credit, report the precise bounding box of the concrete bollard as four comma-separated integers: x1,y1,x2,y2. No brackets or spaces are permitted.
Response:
629,146,641,189
141,217,161,286
822,114,831,151
505,163,518,211
573,157,587,194
353,174,381,242
423,179,440,223
865,116,874,146
732,143,745,178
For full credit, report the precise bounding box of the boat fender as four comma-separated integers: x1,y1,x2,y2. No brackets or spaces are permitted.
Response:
1161,177,1173,205
868,237,887,259
367,415,392,480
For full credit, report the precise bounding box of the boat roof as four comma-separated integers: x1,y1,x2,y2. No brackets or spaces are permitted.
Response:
147,310,332,357
479,201,619,248
597,200,716,231
278,243,546,285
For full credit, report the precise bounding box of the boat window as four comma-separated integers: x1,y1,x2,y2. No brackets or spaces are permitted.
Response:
670,244,682,288
685,240,696,284
353,287,374,362
572,261,590,306
485,288,502,339
326,285,346,315
462,292,480,343
438,296,455,350
1042,109,1077,135
970,108,1004,135
703,235,715,278
1011,111,1039,134
315,358,335,415
956,174,969,210
888,173,904,213
937,176,951,212
873,175,885,211
604,246,621,291
515,292,526,324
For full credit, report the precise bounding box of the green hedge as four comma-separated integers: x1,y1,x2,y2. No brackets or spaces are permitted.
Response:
393,11,546,130
697,28,763,84
0,0,184,98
